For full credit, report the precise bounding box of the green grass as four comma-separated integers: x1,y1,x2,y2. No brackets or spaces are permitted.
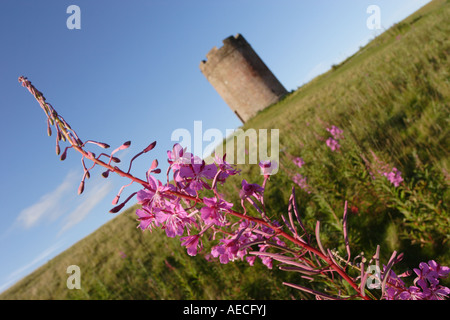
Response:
1,0,449,299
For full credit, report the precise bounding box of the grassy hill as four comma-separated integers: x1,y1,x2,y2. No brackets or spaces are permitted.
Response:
1,0,449,300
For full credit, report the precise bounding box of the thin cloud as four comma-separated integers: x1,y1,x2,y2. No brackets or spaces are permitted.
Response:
16,170,79,229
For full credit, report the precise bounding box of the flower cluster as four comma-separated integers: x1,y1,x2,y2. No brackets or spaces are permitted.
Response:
292,157,305,168
384,260,450,300
136,143,287,267
292,173,311,194
326,125,344,152
383,167,404,187
361,150,404,187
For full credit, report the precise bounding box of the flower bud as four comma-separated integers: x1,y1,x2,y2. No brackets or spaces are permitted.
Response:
112,195,120,205
109,203,125,214
150,159,158,171
78,181,85,195
102,170,110,178
119,141,131,150
144,141,157,153
60,148,68,161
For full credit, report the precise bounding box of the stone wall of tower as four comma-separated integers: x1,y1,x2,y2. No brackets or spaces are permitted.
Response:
200,34,288,123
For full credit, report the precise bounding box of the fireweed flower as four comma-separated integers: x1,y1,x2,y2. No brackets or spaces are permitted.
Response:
383,167,403,187
293,174,311,194
382,261,450,300
179,159,217,191
167,143,192,169
137,175,175,209
214,154,240,183
293,157,305,168
154,201,192,238
326,137,340,152
259,160,277,177
327,125,344,140
211,238,242,264
200,196,233,226
239,179,264,201
135,207,156,231
414,261,440,288
180,234,202,256
428,260,450,279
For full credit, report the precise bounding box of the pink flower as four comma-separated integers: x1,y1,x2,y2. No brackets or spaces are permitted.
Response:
326,137,340,152
259,160,278,176
326,125,344,140
179,159,217,191
292,174,311,193
181,234,202,256
214,154,240,183
239,179,264,201
200,196,233,226
167,143,192,170
137,175,174,209
383,167,403,187
293,157,305,168
211,238,242,264
135,208,156,231
154,202,191,238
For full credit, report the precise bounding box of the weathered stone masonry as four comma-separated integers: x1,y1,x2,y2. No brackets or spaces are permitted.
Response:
200,34,288,123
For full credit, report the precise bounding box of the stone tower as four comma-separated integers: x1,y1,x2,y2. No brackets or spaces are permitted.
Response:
200,34,288,123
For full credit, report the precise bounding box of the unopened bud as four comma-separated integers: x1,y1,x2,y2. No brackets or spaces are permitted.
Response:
109,203,125,214
86,140,110,149
56,143,60,156
112,195,120,205
144,141,157,153
78,181,85,195
60,148,68,161
150,159,158,171
102,170,110,178
121,141,131,149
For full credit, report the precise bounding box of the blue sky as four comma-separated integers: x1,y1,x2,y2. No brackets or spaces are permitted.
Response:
0,0,431,294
